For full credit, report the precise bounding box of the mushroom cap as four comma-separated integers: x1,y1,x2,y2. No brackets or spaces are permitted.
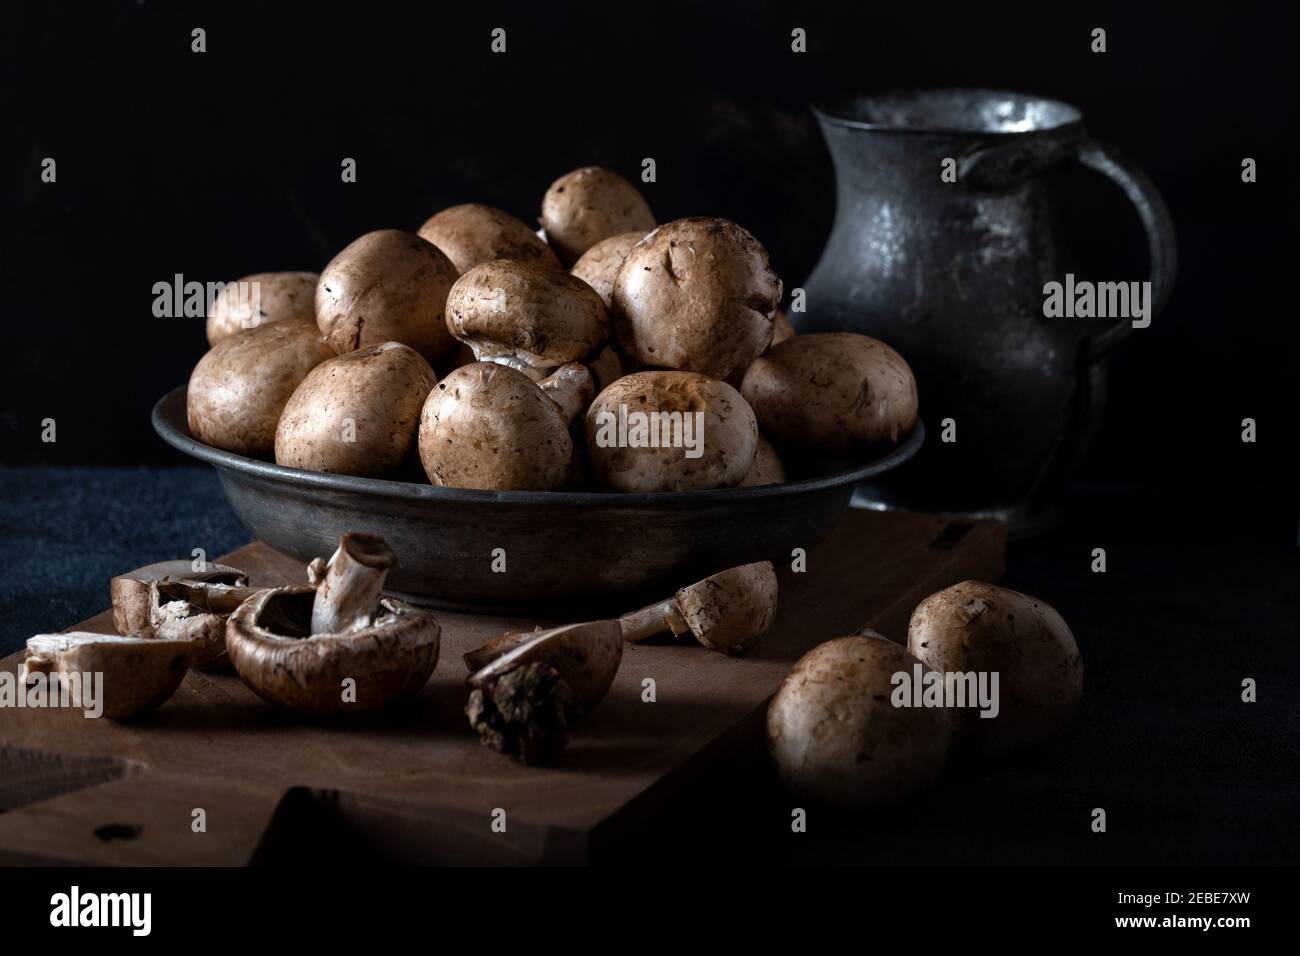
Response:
584,371,758,492
674,561,778,654
767,635,953,808
445,259,608,371
417,203,561,274
187,321,335,458
23,633,193,721
586,345,624,393
468,620,622,715
111,561,248,637
570,231,646,308
226,587,441,715
418,362,573,491
737,433,786,487
770,308,796,347
541,167,655,266
149,581,263,672
611,217,781,380
205,271,319,346
275,341,437,477
316,229,460,363
741,332,919,450
907,581,1083,757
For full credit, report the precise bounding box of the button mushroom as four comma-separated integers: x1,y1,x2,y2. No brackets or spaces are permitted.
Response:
111,560,248,637
738,433,787,487
226,533,439,716
618,561,777,655
611,217,782,380
541,167,655,266
907,581,1083,758
766,634,953,808
741,332,919,450
417,361,579,491
444,259,608,381
22,633,193,720
570,231,646,308
150,580,263,671
275,341,437,477
187,322,336,458
465,620,622,764
417,203,561,274
316,229,461,364
205,271,319,346
584,371,758,492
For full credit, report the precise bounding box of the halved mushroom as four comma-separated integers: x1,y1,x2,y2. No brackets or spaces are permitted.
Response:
418,203,562,274
584,371,758,492
570,231,646,308
444,259,608,380
465,620,622,764
206,271,319,346
275,341,437,477
22,633,193,720
611,217,782,380
111,560,248,638
741,333,919,450
541,167,655,266
417,362,576,491
150,580,263,672
618,561,777,655
226,534,439,716
316,229,460,364
738,434,787,487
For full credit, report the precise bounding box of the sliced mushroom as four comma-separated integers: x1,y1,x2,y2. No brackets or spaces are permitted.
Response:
22,633,193,720
150,580,263,671
444,259,608,380
111,560,248,638
618,561,777,655
306,532,397,636
584,371,758,492
418,203,562,274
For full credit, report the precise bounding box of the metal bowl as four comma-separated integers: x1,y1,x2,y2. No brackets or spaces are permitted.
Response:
153,386,923,612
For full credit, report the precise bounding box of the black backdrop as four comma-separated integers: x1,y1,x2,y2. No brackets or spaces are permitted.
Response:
3,0,1294,482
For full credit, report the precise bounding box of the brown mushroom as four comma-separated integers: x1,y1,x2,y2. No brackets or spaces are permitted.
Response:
316,229,460,364
766,634,953,808
306,532,397,636
541,167,655,266
618,561,777,655
111,560,248,637
584,371,758,492
741,333,919,450
417,203,561,274
444,259,608,380
770,308,796,347
150,580,263,671
570,231,646,307
738,434,787,487
275,341,437,477
611,217,782,380
22,633,193,720
187,322,335,457
205,271,319,346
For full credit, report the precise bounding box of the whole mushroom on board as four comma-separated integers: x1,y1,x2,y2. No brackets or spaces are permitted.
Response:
275,341,437,477
444,259,608,381
187,321,335,458
907,581,1083,757
226,532,440,716
22,633,193,721
611,217,782,380
205,271,319,346
570,231,646,308
584,371,758,492
464,620,623,764
111,560,248,638
741,332,919,450
541,167,655,266
766,633,953,808
418,203,561,274
618,561,778,655
316,229,461,364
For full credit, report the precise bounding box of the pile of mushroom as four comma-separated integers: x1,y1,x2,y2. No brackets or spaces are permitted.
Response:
182,163,918,489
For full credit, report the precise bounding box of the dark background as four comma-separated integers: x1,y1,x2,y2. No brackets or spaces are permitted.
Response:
2,0,1295,479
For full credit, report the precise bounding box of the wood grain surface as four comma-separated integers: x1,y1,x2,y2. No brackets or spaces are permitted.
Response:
0,509,1004,865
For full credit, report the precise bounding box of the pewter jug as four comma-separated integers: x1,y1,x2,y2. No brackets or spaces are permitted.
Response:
800,89,1176,534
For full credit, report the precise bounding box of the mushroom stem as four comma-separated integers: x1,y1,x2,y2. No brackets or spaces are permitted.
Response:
539,362,596,424
617,598,688,643
473,351,549,382
309,532,397,635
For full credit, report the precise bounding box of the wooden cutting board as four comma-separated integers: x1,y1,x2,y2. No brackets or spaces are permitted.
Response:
0,509,1004,865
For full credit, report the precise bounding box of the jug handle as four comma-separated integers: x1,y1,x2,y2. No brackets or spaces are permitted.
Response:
1075,141,1179,362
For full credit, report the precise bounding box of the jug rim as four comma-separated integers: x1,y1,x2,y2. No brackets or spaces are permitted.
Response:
813,87,1084,137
